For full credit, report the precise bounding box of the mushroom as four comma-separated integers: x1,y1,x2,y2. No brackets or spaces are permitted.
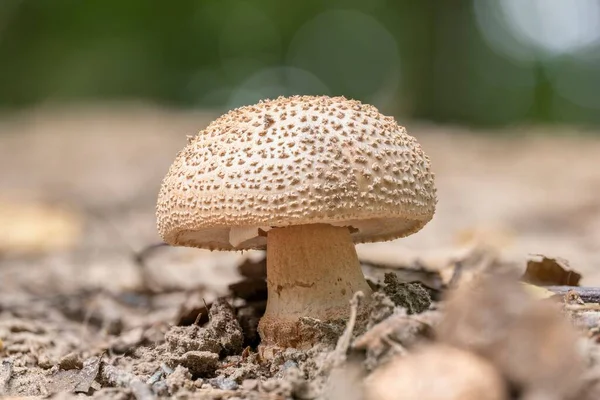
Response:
156,95,436,353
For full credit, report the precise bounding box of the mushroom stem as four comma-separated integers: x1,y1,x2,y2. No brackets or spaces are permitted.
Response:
258,223,373,351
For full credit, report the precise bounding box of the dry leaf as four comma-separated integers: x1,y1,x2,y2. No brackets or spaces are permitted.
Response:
353,311,437,368
359,242,505,292
519,282,557,300
438,268,586,399
522,254,582,286
0,200,82,255
47,356,101,394
323,360,366,400
364,344,507,400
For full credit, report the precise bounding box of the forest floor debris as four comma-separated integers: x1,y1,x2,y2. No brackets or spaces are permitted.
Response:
3,249,600,399
2,110,600,398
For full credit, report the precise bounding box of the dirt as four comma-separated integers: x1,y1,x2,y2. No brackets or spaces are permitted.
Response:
2,105,600,399
380,274,432,314
0,254,434,399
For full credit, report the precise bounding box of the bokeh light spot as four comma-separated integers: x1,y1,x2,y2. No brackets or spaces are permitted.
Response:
287,10,400,105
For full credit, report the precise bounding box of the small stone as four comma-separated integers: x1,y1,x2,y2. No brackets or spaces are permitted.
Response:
194,379,204,388
242,379,258,391
37,354,55,369
152,380,168,396
282,360,298,371
165,365,193,394
209,376,239,390
164,325,220,355
146,369,163,385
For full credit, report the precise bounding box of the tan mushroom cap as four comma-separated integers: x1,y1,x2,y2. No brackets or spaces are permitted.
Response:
157,95,436,250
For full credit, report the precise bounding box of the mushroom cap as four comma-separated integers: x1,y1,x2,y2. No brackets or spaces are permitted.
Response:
157,95,436,250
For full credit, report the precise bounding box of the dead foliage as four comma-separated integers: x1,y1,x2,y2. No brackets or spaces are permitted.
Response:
2,227,600,399
522,255,582,286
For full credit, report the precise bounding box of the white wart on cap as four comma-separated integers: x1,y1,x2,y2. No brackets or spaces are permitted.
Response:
157,95,436,250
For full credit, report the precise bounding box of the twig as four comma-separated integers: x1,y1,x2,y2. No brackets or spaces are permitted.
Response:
132,242,170,294
334,291,364,358
193,312,204,326
134,242,169,267
81,201,165,294
202,298,211,321
320,291,364,374
547,286,600,304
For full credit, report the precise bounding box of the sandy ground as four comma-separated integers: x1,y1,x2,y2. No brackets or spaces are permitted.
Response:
1,104,600,399
1,104,599,290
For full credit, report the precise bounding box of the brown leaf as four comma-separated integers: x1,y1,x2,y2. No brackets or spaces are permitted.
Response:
522,254,582,286
353,311,437,369
363,344,507,400
47,356,101,394
359,243,504,292
438,268,586,399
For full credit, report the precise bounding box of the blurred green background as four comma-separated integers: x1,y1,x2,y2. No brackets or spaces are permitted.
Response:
1,0,600,126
